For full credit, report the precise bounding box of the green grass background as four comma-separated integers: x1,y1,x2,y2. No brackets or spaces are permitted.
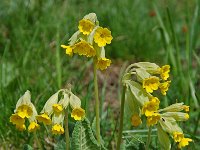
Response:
0,0,200,149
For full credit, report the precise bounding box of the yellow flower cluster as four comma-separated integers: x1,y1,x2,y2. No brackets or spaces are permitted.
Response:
61,13,112,70
10,88,85,135
123,62,192,148
36,89,85,135
10,91,40,132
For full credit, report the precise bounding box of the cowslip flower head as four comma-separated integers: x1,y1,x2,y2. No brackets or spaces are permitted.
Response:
73,40,96,57
71,108,85,121
159,103,189,113
96,57,111,70
143,76,160,93
16,104,33,119
173,132,184,142
178,138,192,149
61,45,73,57
52,104,63,115
159,65,170,80
131,114,142,127
78,19,95,35
159,81,171,95
52,124,64,135
146,113,161,126
36,113,52,125
28,122,40,132
142,97,160,116
94,27,113,47
161,112,189,121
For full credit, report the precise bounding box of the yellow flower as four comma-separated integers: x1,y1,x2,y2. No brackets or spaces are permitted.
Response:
36,113,52,125
183,105,189,112
173,132,184,142
61,45,73,57
131,114,142,127
52,124,64,135
146,113,160,126
143,76,160,93
78,19,95,35
142,97,160,116
178,138,192,149
160,65,170,80
96,58,111,70
10,114,25,125
159,81,171,95
52,104,63,115
16,124,26,131
94,27,113,47
28,122,40,132
16,104,33,119
73,41,96,57
71,108,85,121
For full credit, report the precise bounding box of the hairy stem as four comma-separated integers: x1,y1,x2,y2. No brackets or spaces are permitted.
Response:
145,126,152,150
65,108,70,150
116,85,126,150
93,58,101,143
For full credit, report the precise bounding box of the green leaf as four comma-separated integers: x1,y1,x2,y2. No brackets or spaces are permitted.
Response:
71,118,105,150
23,144,33,150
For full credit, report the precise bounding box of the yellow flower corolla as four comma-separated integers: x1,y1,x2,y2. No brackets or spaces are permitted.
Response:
36,113,52,125
78,19,95,35
142,97,160,116
173,132,184,142
16,124,26,131
61,45,73,57
143,76,160,93
96,58,111,70
52,104,63,115
131,114,142,127
178,138,192,149
73,41,96,57
159,81,171,95
10,114,25,125
160,65,170,80
71,108,85,121
16,104,33,119
94,27,113,47
52,124,64,135
28,122,40,132
146,113,161,126
183,105,189,112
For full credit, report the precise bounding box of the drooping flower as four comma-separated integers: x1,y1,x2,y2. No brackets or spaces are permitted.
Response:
16,104,33,119
10,114,25,125
94,27,113,47
96,58,111,70
52,104,63,115
142,97,160,116
159,65,170,80
52,124,64,135
71,108,85,121
183,105,189,112
61,45,73,57
78,19,95,35
146,113,161,126
178,138,192,149
159,81,171,95
73,40,96,57
36,113,52,125
28,122,40,132
131,114,142,127
143,76,160,93
16,124,26,131
173,132,184,142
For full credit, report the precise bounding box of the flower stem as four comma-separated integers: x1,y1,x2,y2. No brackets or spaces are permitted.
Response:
93,58,101,144
65,108,70,150
116,85,126,150
145,126,152,150
34,132,42,149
